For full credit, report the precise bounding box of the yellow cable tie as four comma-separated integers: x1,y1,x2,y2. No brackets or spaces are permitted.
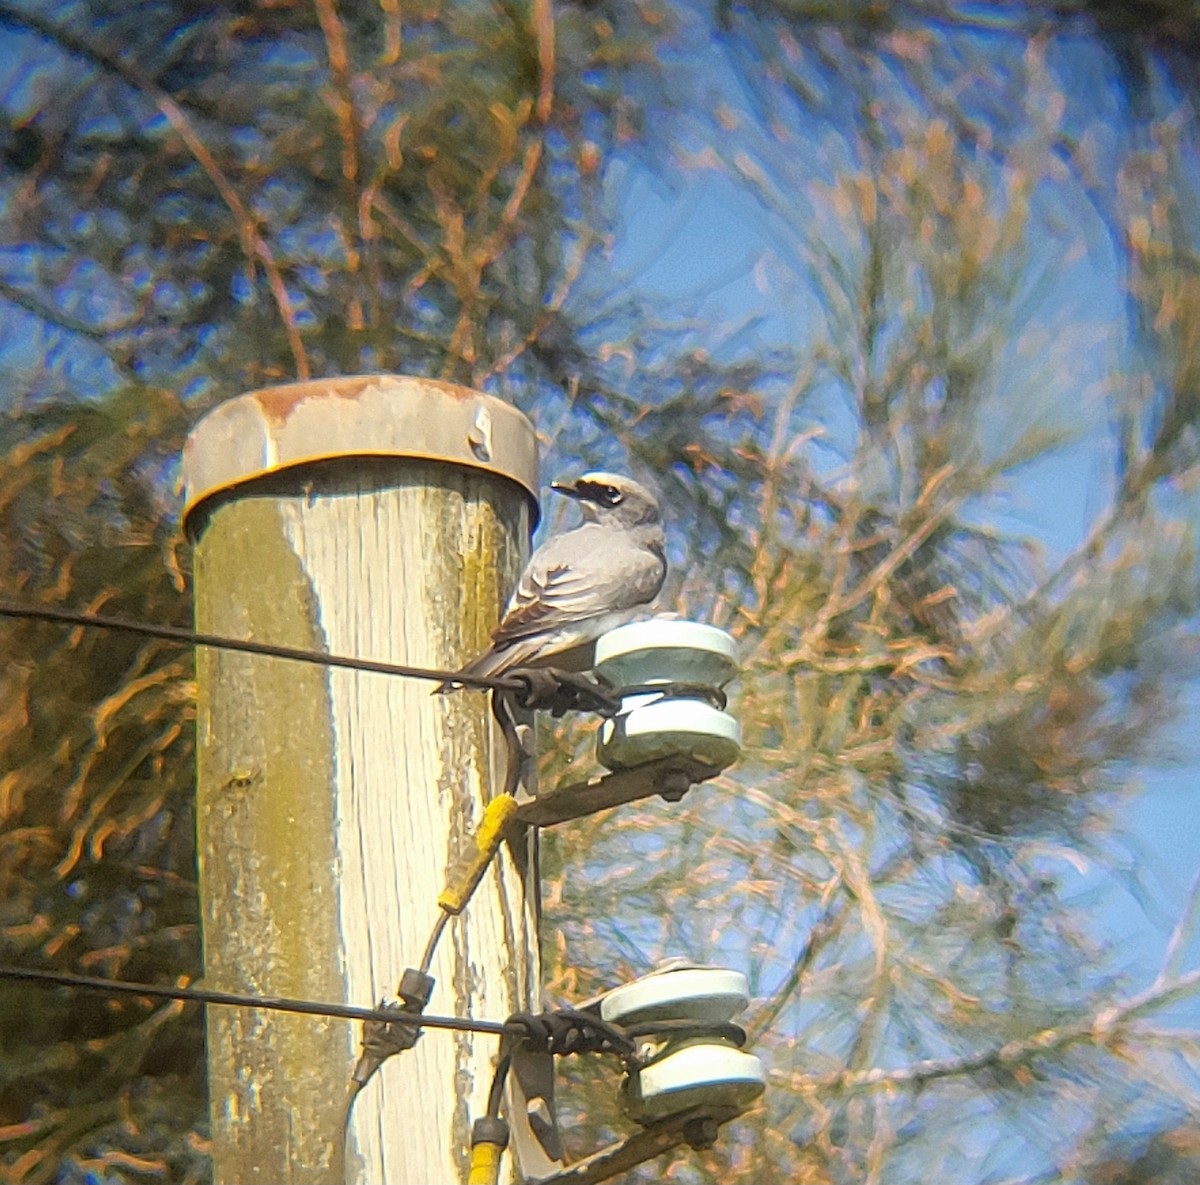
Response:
438,794,520,915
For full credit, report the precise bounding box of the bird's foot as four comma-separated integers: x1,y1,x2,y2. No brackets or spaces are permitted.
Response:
505,667,621,717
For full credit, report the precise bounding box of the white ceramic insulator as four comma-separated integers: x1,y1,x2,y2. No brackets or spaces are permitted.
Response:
592,618,738,689
597,697,742,772
626,1042,767,1122
600,967,749,1026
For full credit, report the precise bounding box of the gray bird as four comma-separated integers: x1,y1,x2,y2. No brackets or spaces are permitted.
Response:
441,472,666,689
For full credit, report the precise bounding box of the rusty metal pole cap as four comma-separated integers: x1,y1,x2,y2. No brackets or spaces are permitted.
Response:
181,375,540,534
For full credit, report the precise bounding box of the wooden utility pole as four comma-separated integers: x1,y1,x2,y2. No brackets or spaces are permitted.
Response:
182,376,541,1184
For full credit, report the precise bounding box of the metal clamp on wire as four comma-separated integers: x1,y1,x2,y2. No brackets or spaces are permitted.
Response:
506,1008,639,1063
341,969,437,1176
471,1006,642,1185
492,669,621,801
504,667,623,717
492,668,623,802
476,963,764,1185
350,968,435,1092
478,1007,640,1185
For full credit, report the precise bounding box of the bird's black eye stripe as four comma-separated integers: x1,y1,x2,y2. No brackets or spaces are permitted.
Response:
579,481,623,506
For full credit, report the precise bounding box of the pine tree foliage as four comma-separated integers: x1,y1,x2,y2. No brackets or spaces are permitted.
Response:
1,2,1199,1182
536,5,1200,1182
0,0,654,1178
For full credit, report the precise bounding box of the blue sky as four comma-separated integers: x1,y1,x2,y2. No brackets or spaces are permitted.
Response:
588,0,1200,1075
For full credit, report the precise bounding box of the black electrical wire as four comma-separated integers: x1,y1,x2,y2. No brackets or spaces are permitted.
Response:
0,601,519,693
419,911,451,975
508,1007,640,1061
0,964,508,1036
623,1018,747,1046
486,1052,513,1120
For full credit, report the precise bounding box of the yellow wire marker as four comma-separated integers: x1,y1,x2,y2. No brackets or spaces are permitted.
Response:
438,794,520,915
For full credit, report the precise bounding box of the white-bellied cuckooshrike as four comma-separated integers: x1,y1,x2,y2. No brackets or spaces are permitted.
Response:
439,472,666,689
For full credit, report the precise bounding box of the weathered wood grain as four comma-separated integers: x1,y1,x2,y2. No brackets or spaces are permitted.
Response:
189,383,538,1185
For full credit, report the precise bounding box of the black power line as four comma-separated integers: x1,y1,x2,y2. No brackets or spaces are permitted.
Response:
0,964,508,1036
0,601,515,692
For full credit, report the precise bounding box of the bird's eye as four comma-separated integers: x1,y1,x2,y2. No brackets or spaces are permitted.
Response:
603,485,623,504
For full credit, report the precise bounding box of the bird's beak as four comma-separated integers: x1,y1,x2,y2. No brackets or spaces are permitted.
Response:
551,479,585,500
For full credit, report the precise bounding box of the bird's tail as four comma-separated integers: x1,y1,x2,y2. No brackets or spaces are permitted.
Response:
434,635,546,695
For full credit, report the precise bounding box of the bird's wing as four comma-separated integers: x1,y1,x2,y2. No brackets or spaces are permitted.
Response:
492,525,664,645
